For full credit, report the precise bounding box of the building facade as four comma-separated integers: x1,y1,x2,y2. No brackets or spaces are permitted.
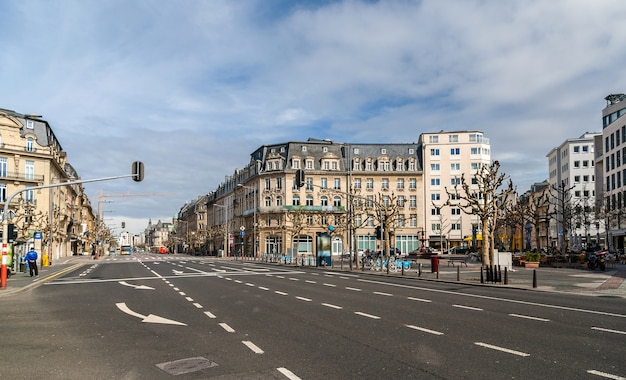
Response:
0,108,98,263
419,131,492,250
547,132,602,250
600,93,626,252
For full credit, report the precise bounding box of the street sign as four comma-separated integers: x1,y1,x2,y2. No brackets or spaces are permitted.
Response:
34,231,43,240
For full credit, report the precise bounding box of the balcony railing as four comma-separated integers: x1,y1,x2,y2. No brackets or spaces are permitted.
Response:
0,171,45,182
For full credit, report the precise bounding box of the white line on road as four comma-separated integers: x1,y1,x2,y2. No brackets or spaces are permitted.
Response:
587,369,626,379
305,280,317,284
178,291,186,296
295,296,312,302
185,297,194,302
277,367,302,380
345,287,361,291
322,303,343,310
591,327,626,335
405,324,444,335
474,342,530,357
453,304,483,311
193,303,203,309
242,341,264,354
219,323,235,333
258,286,270,291
289,278,299,281
355,311,381,319
245,283,255,287
275,291,288,296
509,314,550,322
323,283,336,287
204,311,216,319
373,291,393,297
407,296,432,303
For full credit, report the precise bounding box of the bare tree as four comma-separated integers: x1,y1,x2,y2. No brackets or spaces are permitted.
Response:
445,161,514,266
546,181,575,254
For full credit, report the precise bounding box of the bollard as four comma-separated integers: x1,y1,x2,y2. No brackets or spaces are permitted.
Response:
532,269,537,288
498,265,502,284
436,267,439,279
504,267,508,285
480,267,484,284
457,265,460,281
418,263,422,277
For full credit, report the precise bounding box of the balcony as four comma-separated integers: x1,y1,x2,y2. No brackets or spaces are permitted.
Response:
0,171,45,183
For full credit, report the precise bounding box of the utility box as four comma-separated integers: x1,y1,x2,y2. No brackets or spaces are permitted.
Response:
494,250,512,270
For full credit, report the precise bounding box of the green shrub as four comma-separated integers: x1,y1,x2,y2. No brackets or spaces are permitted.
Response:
525,251,541,262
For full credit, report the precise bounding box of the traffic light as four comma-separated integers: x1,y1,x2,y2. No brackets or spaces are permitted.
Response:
375,225,382,240
7,224,17,242
132,161,144,182
294,169,305,188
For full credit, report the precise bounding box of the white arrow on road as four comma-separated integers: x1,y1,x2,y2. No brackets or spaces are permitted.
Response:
118,281,155,290
173,269,184,275
115,303,187,326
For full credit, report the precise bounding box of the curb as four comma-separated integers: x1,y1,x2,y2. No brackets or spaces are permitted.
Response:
0,263,85,298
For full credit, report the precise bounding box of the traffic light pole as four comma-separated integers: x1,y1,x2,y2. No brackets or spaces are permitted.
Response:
1,173,138,289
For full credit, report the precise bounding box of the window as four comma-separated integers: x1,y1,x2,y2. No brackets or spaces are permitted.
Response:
354,178,361,189
431,193,440,201
276,177,282,189
334,178,341,190
292,160,300,169
450,148,460,156
397,160,404,171
26,137,34,152
431,208,440,215
451,163,460,171
323,147,328,153
409,178,416,190
333,196,341,207
398,196,405,207
0,183,5,202
430,148,440,156
431,163,440,171
574,161,580,168
429,136,439,143
320,196,328,206
276,196,282,206
0,158,6,177
471,147,480,155
292,195,300,206
354,161,361,170
306,160,313,169
431,178,440,186
301,146,307,152
306,195,314,206
265,197,272,207
381,148,386,154
353,148,360,154
305,178,313,191
451,208,461,215
321,178,327,189
382,178,389,190
25,160,34,180
366,178,374,190
573,146,580,153
366,161,373,171
324,161,330,170
574,176,580,183
265,178,271,190
25,187,34,203
332,161,338,170
449,134,459,142
409,195,417,208
397,178,404,189
451,223,461,231
26,120,34,129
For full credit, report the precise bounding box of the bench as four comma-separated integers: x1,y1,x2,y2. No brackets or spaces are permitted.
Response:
447,256,469,267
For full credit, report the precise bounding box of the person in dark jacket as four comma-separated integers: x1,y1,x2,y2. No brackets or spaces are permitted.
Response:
25,245,38,277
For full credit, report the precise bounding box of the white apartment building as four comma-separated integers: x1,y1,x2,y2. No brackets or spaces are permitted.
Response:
547,132,602,250
600,93,626,252
419,131,491,250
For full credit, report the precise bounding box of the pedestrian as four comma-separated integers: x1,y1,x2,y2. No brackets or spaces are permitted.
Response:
25,245,38,277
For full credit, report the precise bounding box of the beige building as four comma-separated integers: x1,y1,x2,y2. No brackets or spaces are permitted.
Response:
419,131,492,250
0,108,97,263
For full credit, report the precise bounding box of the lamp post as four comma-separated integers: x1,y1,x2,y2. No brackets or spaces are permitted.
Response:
213,204,228,257
237,184,257,260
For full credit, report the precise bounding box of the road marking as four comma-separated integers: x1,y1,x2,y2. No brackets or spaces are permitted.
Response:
242,341,264,354
234,280,243,284
373,291,393,297
219,323,235,333
345,287,361,291
405,324,444,335
245,283,255,287
323,283,336,287
295,296,312,302
179,292,186,296
193,303,203,309
407,296,432,303
355,311,381,319
115,303,186,326
322,303,343,310
118,281,154,290
587,369,626,379
591,327,626,335
185,297,194,302
289,278,299,281
305,280,317,284
453,304,483,311
357,278,626,319
474,342,530,357
277,367,302,380
275,291,288,296
509,314,550,322
204,311,216,319
258,286,270,291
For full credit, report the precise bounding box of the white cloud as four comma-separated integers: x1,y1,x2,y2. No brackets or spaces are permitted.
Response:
1,0,626,233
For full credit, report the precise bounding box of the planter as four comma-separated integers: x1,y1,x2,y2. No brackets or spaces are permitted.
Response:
524,261,539,268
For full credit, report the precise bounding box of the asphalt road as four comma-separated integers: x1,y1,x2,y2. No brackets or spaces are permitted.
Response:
3,254,625,379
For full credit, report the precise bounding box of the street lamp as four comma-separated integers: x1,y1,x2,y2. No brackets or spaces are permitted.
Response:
237,184,257,260
213,204,228,257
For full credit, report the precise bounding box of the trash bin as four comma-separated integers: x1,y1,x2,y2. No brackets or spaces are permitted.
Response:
431,254,440,273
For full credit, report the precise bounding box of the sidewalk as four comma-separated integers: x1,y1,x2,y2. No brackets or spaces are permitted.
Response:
0,255,90,298
296,258,626,298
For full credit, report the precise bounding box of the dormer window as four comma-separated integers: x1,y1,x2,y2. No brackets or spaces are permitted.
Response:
381,148,386,154
302,146,307,152
26,120,34,129
323,147,328,153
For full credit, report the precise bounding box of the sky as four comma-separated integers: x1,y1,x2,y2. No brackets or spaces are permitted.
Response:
1,0,625,235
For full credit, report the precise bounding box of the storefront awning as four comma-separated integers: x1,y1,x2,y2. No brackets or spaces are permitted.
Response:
464,234,482,241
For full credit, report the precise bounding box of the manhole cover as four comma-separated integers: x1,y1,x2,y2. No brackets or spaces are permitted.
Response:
156,356,219,375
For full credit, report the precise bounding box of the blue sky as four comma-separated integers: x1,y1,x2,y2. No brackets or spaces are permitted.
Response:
1,0,625,234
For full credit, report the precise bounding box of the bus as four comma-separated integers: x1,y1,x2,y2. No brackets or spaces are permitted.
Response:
120,245,133,255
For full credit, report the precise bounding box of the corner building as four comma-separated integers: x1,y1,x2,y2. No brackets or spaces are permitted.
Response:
204,134,488,259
